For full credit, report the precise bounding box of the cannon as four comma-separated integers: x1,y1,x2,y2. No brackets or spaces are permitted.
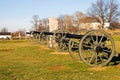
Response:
27,29,115,67
68,30,115,66
27,30,70,51
27,31,52,45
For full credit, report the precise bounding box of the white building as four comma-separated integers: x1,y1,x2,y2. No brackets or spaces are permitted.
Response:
79,22,110,30
0,32,11,39
48,17,58,32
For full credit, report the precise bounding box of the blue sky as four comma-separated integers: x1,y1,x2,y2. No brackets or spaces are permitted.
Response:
0,0,108,32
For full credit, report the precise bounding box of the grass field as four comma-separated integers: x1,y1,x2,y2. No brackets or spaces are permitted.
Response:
0,37,120,80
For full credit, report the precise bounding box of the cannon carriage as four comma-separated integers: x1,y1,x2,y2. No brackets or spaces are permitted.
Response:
27,29,115,67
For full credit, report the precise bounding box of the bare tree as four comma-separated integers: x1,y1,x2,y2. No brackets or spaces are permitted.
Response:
74,11,85,23
37,20,44,31
73,11,96,30
73,11,84,29
37,18,49,31
57,16,62,30
31,15,39,31
57,14,79,32
1,27,8,32
63,15,74,32
57,15,65,30
107,0,120,23
42,18,49,31
88,0,120,29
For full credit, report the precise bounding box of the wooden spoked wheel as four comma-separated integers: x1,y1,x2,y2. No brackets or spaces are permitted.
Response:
68,30,88,62
39,31,50,46
79,30,115,66
29,31,40,43
52,30,69,51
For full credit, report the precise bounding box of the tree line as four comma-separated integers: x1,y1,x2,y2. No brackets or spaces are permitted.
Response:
31,0,120,32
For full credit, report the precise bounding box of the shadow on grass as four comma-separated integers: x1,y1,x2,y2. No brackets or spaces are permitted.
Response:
109,53,120,65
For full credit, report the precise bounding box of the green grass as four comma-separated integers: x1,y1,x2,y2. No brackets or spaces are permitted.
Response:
112,35,120,53
0,39,120,80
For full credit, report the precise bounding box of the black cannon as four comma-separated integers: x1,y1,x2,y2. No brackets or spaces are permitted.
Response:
27,29,115,67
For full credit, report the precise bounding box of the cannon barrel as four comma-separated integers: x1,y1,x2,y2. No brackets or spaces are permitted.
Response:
64,33,107,42
27,31,54,35
27,31,107,42
43,32,54,35
26,32,31,34
65,33,83,39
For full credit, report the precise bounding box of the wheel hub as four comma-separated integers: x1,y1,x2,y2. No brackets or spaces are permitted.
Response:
94,46,103,53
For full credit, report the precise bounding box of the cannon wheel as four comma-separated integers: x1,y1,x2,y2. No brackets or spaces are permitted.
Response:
29,31,40,43
68,30,88,62
79,29,115,66
52,30,69,51
59,33,69,51
39,30,50,46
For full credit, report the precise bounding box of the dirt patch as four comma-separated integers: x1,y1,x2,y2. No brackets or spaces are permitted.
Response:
116,64,120,68
48,65,65,71
51,51,69,54
88,66,107,71
37,46,50,50
0,48,13,51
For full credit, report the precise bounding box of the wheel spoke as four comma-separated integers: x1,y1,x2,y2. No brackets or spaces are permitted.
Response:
96,34,98,44
98,34,104,45
88,51,96,64
90,35,95,43
99,55,103,63
103,49,111,53
94,52,97,65
83,44,93,49
102,52,109,59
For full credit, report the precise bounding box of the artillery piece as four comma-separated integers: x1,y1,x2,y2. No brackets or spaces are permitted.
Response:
27,29,115,67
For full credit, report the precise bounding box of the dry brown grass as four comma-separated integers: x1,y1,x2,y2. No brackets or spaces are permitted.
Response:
104,29,120,35
117,64,120,68
37,45,50,51
51,51,69,54
48,65,65,71
88,66,108,71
